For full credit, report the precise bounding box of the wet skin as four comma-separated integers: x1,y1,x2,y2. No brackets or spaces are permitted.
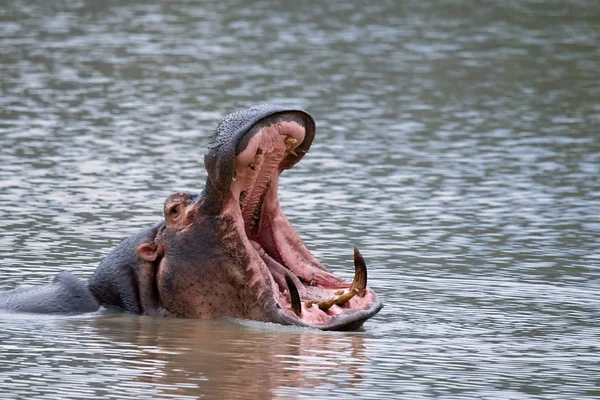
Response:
0,104,382,331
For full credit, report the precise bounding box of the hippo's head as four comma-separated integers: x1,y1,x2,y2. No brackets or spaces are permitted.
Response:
137,104,382,330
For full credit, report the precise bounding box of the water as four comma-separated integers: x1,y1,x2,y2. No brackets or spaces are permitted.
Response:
1,0,599,398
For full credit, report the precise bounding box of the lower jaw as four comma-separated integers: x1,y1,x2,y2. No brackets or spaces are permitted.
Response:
249,237,382,330
225,177,381,328
268,295,383,331
214,196,382,330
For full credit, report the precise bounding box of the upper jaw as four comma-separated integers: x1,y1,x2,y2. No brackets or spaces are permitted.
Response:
204,104,315,196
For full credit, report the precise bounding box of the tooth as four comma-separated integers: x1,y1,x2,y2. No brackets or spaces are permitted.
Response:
285,137,297,145
248,162,256,170
350,247,367,297
334,289,344,295
285,273,302,317
232,171,237,181
334,288,359,306
287,149,298,157
296,147,307,154
305,301,314,308
317,297,335,311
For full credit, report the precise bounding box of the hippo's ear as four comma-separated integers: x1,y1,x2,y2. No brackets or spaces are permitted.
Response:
136,242,162,262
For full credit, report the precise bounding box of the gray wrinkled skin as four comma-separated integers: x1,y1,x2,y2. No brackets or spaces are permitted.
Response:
87,223,164,314
0,272,99,314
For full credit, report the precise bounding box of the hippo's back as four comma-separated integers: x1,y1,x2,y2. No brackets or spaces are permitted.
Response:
0,271,99,314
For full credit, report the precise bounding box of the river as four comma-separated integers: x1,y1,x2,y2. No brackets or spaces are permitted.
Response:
1,1,599,398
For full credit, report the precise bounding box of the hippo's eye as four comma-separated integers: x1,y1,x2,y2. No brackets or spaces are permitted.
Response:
170,205,180,216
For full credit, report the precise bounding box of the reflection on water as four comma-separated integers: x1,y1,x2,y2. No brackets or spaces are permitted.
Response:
1,0,599,398
0,313,370,399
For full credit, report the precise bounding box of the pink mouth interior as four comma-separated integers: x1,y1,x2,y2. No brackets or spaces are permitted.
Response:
225,119,378,326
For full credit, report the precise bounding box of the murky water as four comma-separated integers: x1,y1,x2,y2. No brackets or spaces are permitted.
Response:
1,1,599,398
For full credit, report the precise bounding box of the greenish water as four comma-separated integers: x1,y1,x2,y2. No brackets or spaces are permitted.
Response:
1,1,599,398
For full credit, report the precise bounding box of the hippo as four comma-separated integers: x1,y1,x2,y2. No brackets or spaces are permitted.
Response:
0,104,382,330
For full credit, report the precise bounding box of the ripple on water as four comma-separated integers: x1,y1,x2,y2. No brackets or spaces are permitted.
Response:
1,0,600,399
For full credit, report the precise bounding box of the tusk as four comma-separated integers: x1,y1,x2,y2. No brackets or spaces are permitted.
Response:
334,288,359,306
285,273,302,317
350,247,367,297
317,297,336,311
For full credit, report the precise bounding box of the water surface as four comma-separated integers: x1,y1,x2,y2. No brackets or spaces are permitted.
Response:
1,1,599,398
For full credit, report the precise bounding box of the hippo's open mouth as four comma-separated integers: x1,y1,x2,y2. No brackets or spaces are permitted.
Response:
204,105,382,330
